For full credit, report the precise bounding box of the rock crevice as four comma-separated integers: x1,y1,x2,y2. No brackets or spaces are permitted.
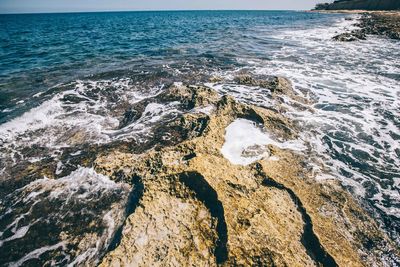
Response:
179,172,228,264
260,169,338,267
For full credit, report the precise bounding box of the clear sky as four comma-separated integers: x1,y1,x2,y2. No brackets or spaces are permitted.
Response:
0,0,323,14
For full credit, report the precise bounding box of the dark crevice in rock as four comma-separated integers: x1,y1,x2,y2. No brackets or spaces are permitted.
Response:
238,108,265,125
257,166,337,267
182,152,197,161
178,172,229,264
107,175,144,252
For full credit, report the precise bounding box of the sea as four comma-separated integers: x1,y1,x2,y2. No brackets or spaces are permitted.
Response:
0,10,399,265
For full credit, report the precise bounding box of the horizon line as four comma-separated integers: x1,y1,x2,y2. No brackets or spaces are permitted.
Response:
0,9,309,15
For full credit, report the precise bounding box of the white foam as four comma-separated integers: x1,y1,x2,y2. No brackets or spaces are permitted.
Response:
207,83,275,108
216,15,400,221
47,167,126,200
143,103,168,123
221,119,270,165
9,242,66,267
70,150,82,156
0,78,167,168
0,225,30,248
0,97,64,138
269,156,280,161
108,100,181,141
33,92,43,98
1,108,12,113
221,119,305,165
1,167,131,266
55,161,63,175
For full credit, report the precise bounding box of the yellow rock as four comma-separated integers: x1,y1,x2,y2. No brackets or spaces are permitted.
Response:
95,84,398,266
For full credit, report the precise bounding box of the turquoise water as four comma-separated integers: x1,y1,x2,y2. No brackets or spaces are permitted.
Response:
0,11,399,265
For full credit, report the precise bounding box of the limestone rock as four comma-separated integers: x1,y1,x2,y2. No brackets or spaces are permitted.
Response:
4,81,397,266
93,84,399,266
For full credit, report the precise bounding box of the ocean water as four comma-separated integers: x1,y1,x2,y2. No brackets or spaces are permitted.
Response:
0,11,399,265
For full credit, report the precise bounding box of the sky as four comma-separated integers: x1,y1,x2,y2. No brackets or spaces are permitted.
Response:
0,0,323,14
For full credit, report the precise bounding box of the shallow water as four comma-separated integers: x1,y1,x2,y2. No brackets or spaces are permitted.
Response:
0,10,399,264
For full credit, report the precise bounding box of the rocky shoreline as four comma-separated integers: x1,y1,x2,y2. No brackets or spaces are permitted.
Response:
314,0,400,11
1,74,400,266
95,80,400,266
1,8,400,266
326,11,400,41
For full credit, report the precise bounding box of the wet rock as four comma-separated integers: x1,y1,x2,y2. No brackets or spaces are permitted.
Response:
119,108,140,128
0,168,132,266
233,74,306,103
268,76,294,95
61,94,88,104
314,0,400,11
234,74,269,87
164,84,220,110
333,31,367,41
234,74,279,91
333,12,400,41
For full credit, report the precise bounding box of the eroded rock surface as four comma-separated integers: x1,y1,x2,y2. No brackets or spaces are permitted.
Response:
1,80,398,266
91,83,399,266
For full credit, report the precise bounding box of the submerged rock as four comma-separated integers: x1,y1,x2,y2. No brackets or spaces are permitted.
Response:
0,167,131,266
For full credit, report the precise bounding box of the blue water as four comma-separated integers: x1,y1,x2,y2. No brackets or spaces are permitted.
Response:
0,11,340,122
1,10,400,265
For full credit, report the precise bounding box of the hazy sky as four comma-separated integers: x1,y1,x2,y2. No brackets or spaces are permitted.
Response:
0,0,323,14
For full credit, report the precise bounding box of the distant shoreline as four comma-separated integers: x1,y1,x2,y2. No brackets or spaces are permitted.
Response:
321,10,400,41
311,9,400,14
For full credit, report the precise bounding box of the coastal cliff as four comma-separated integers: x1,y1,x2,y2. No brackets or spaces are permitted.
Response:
315,0,400,10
